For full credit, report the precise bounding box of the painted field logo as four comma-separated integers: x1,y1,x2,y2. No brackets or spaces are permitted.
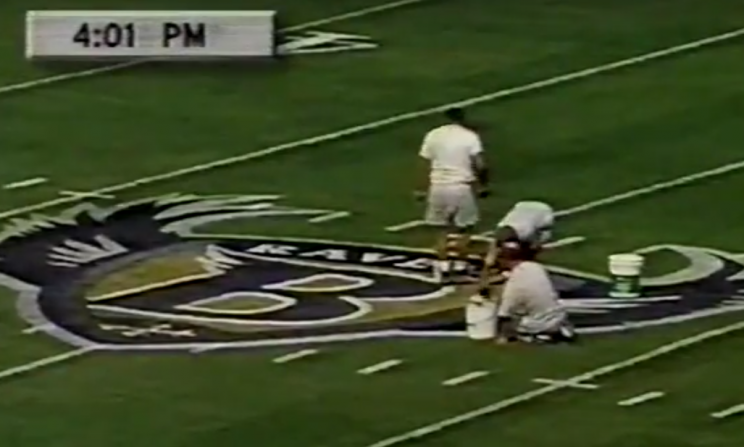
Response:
0,194,743,351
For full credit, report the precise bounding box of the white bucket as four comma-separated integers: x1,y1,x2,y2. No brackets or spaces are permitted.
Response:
608,253,644,298
466,295,496,340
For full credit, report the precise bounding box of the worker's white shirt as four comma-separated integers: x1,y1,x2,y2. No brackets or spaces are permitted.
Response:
498,201,554,241
419,124,483,185
498,260,566,333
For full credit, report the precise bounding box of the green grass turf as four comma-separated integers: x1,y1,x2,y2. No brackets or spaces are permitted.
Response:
412,330,744,447
0,0,744,446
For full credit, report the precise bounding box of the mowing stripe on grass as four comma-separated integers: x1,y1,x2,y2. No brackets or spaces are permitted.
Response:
0,0,430,97
364,319,744,447
1,27,743,221
617,391,664,407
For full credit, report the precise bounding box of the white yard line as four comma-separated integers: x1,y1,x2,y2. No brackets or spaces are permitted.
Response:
364,319,744,447
471,160,744,238
0,27,742,221
3,177,48,190
553,160,744,218
0,347,92,382
0,0,429,96
358,359,403,374
392,158,744,237
441,371,490,386
617,391,664,407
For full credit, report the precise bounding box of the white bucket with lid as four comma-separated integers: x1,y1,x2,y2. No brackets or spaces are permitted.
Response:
466,295,496,340
608,253,644,298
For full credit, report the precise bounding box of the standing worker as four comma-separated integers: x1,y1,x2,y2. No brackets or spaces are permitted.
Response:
417,107,489,283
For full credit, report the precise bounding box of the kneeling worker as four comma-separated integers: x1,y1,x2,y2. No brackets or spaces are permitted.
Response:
494,242,575,344
482,200,554,276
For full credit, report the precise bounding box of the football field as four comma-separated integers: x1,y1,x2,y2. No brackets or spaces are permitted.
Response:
1,0,744,446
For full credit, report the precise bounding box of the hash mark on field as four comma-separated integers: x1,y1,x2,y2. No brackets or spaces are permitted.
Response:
272,348,319,364
618,391,664,407
442,371,490,386
533,377,600,390
363,320,744,447
308,211,351,223
3,177,47,190
358,359,403,375
711,403,744,419
386,220,425,232
3,27,744,221
60,190,115,200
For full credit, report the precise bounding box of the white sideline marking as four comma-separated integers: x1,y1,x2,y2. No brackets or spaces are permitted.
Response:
358,359,403,375
0,347,92,382
59,190,115,200
3,177,47,190
442,371,490,387
533,377,600,390
711,403,744,419
1,27,743,222
618,391,664,407
0,0,428,96
363,320,744,447
272,348,319,364
308,211,352,223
